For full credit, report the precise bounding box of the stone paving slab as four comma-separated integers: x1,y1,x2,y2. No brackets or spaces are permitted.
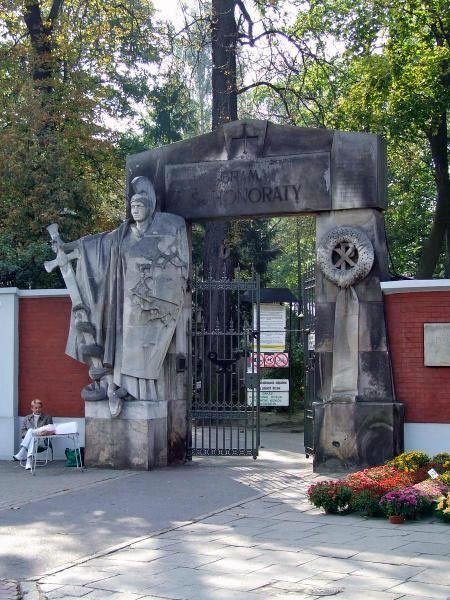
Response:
0,580,19,600
1,432,316,581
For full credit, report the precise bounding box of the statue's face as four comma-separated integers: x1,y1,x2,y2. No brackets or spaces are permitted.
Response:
130,190,156,223
131,199,149,222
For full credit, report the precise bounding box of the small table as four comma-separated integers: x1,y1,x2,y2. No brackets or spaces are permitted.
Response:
31,432,84,475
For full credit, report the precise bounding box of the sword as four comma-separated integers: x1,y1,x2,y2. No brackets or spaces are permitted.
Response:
44,223,102,366
44,223,83,306
44,224,124,416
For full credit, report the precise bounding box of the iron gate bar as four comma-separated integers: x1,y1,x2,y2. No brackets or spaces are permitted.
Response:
302,265,316,456
189,272,260,458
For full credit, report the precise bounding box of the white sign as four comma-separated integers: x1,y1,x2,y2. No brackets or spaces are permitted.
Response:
247,379,289,406
260,379,289,391
260,391,289,406
254,304,286,352
308,332,315,351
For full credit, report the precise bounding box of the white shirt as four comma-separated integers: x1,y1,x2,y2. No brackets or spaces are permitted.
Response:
33,414,39,428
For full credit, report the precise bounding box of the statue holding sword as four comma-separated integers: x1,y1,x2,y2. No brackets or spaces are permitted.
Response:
45,176,189,418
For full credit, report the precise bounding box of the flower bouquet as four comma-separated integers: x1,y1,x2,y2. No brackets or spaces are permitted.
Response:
413,479,448,500
433,453,450,470
440,472,450,487
379,487,431,523
388,451,430,473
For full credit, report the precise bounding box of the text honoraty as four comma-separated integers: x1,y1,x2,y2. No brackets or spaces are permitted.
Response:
165,153,331,220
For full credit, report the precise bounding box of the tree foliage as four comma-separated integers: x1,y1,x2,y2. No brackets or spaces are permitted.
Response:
0,0,159,287
246,0,450,277
2,0,448,287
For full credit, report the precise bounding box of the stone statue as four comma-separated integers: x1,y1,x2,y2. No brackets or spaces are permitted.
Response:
46,176,189,417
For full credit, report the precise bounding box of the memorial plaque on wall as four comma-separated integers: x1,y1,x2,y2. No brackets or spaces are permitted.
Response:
424,323,450,366
165,153,331,220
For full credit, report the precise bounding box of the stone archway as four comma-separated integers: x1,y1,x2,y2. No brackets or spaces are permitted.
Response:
122,118,403,473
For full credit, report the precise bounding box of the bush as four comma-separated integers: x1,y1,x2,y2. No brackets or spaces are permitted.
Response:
379,487,432,519
413,479,448,499
436,493,450,523
350,489,384,517
307,481,353,514
388,451,430,473
440,472,450,486
433,453,450,470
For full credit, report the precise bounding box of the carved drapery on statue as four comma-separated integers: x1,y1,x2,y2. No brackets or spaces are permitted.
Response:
317,226,374,401
61,177,189,411
66,214,188,400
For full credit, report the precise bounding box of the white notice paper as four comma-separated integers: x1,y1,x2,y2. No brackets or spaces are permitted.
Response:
254,304,286,352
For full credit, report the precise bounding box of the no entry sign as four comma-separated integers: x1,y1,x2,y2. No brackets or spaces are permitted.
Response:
274,353,289,367
247,352,289,371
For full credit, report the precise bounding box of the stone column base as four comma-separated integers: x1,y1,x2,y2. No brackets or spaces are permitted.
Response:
85,400,167,470
167,398,188,464
313,401,404,473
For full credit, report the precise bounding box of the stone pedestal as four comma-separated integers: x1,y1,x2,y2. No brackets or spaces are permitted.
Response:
85,401,167,469
313,401,404,473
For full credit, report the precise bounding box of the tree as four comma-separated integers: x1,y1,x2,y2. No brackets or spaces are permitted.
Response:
293,0,450,277
201,0,238,288
0,0,159,287
117,74,200,158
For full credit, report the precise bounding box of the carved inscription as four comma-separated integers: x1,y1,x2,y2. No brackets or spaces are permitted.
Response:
165,153,331,219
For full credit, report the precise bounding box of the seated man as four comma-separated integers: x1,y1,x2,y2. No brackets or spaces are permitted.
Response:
14,399,53,469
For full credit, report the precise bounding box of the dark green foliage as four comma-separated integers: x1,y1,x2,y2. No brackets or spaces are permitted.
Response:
350,490,384,517
307,481,354,513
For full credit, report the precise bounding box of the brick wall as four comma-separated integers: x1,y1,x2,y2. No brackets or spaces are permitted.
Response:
384,291,450,423
16,289,450,426
19,297,87,417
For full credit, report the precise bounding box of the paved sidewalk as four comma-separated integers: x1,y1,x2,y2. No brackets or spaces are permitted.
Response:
2,432,449,599
0,432,312,580
35,482,450,600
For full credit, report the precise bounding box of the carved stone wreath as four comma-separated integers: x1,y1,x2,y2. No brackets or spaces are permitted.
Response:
317,226,374,288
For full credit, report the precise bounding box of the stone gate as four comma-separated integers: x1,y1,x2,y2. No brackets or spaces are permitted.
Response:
122,119,403,473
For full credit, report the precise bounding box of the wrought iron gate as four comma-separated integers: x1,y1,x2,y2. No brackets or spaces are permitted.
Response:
189,272,260,458
301,265,316,456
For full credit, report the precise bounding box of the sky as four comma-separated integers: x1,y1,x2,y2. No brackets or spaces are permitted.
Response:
152,0,185,27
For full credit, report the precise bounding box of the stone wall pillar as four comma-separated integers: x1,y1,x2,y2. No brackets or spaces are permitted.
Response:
313,209,404,472
0,288,19,459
